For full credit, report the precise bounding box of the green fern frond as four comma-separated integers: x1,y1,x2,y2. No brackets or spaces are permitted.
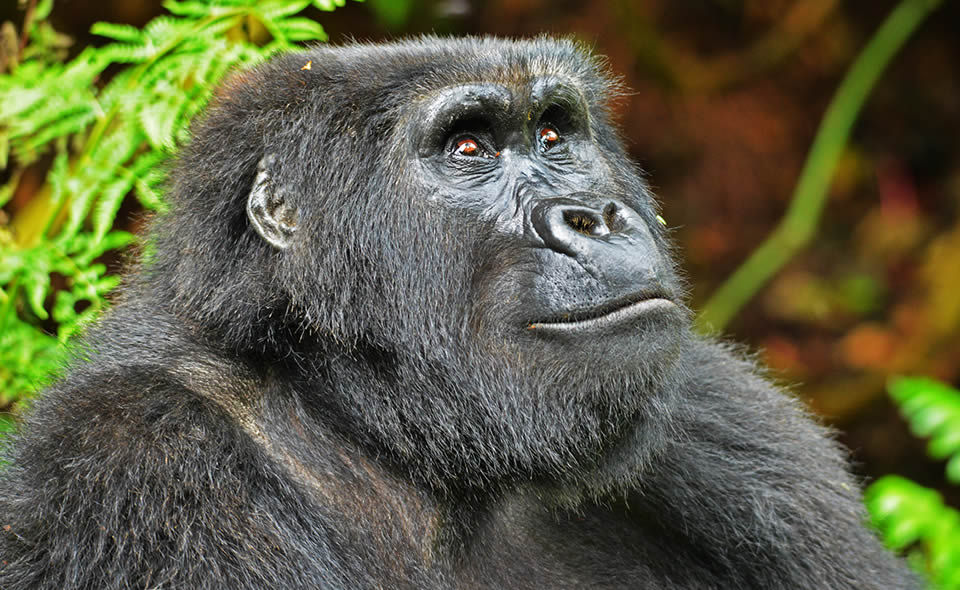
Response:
890,377,960,483
312,0,347,11
259,0,314,19
273,17,328,42
867,475,960,588
89,22,144,43
866,377,960,587
1,0,355,404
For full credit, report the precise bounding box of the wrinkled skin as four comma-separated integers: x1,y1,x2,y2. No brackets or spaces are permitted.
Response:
0,38,918,589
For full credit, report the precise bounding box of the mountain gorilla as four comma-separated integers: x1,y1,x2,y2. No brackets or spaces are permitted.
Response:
0,38,917,589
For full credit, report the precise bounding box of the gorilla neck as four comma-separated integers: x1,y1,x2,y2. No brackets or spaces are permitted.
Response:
264,333,688,499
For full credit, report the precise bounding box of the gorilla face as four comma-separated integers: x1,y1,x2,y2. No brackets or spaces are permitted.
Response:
394,80,687,410
403,76,689,386
236,38,690,488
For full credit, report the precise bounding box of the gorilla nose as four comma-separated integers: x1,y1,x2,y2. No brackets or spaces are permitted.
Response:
531,197,639,253
530,195,663,287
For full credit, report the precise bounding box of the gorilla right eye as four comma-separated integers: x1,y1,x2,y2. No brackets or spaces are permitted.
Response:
454,138,480,156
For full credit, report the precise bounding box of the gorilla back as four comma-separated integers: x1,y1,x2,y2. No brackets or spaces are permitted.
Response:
0,38,918,589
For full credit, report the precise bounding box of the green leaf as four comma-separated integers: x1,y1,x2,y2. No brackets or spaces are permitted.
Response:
866,475,946,548
33,0,54,21
139,96,180,151
258,0,312,19
0,87,48,123
25,276,49,320
90,22,144,43
879,378,960,585
22,106,97,154
96,43,156,64
91,175,136,245
161,0,219,17
889,376,960,404
144,16,191,43
312,0,348,10
274,17,328,42
928,426,960,460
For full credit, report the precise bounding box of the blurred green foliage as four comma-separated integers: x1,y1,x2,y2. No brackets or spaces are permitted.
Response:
0,0,348,410
868,378,960,588
367,0,413,29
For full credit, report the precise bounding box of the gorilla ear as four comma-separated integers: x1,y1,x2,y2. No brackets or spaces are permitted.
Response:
247,154,299,250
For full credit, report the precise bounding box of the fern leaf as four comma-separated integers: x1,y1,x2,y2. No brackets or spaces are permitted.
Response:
867,475,960,587
24,263,52,320
0,86,49,123
91,22,144,43
160,0,219,17
273,17,328,42
138,94,181,151
46,145,70,209
90,174,137,246
889,377,960,479
312,0,347,11
143,15,193,44
258,0,312,19
33,0,54,21
58,130,139,241
126,151,169,209
96,43,157,64
0,317,62,399
22,106,97,154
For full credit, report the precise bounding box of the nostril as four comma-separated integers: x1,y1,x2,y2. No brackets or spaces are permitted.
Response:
602,202,623,233
563,208,608,237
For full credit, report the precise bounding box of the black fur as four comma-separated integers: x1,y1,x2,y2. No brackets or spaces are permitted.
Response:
0,37,918,589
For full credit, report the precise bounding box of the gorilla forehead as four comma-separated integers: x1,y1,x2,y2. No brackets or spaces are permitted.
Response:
273,36,618,106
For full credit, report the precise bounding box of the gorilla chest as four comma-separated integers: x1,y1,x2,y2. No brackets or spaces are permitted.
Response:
447,496,723,590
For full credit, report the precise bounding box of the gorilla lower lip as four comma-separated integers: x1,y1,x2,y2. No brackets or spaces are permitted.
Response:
528,298,675,331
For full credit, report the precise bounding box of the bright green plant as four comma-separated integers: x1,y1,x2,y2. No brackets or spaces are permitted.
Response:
867,377,960,588
0,0,350,418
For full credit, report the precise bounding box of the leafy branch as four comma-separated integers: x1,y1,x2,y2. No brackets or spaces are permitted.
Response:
0,0,350,409
867,377,960,588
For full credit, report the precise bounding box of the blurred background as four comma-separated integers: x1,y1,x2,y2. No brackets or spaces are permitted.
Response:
2,0,959,503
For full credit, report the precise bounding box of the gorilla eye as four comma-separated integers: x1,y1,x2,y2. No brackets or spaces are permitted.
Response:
539,127,561,151
455,138,480,156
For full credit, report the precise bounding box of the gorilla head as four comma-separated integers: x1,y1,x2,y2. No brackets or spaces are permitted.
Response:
151,38,688,490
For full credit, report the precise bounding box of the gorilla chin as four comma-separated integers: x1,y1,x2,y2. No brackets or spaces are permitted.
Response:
517,294,688,386
0,36,918,590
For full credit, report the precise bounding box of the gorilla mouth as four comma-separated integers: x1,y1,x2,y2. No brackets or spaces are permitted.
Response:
527,292,675,332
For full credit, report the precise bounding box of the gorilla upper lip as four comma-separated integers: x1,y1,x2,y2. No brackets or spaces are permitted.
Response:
527,290,675,331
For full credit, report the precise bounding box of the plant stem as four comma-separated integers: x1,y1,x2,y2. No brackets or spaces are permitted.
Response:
695,0,944,333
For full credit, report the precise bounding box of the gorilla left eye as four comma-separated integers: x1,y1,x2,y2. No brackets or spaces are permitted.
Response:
539,127,561,151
